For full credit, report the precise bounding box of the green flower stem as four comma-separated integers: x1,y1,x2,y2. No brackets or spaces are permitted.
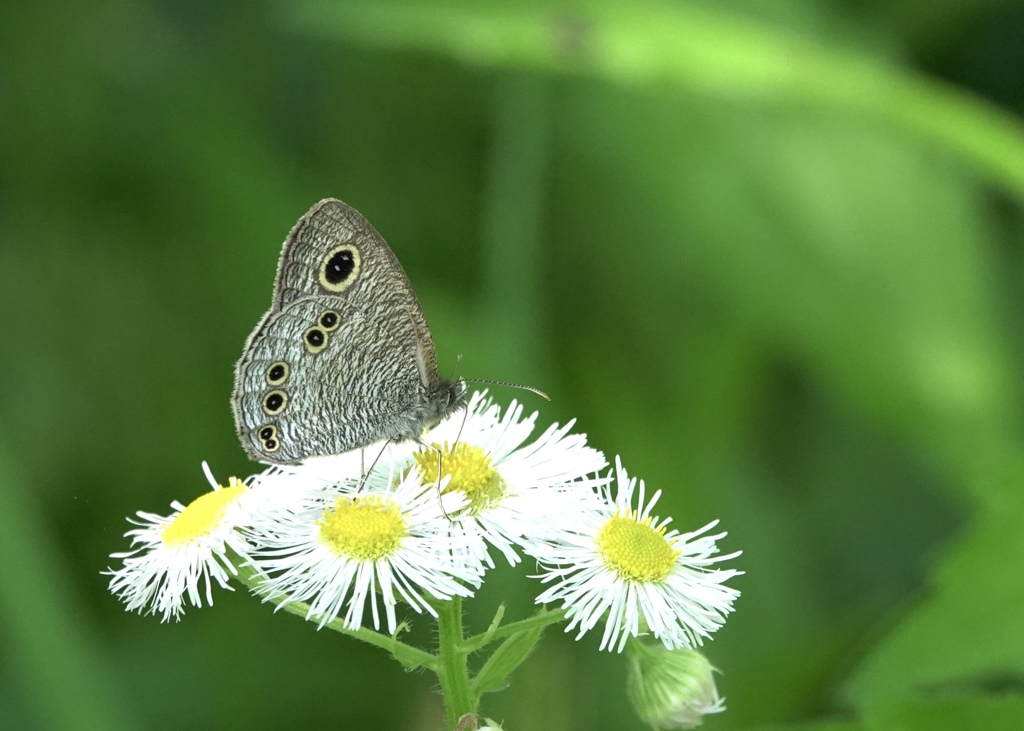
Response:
436,596,476,728
231,556,559,726
478,71,549,381
232,561,437,670
464,607,566,652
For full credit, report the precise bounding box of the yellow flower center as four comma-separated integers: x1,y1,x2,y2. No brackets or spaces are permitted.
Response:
597,510,680,583
413,442,506,513
162,477,246,546
318,495,406,560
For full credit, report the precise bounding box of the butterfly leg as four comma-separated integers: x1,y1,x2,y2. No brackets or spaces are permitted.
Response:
453,405,470,449
414,437,451,520
356,439,392,493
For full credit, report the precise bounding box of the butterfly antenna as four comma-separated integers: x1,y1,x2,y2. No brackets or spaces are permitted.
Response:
449,354,549,401
448,354,463,382
463,378,551,401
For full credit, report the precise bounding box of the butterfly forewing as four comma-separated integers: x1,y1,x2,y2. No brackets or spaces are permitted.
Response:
273,201,438,380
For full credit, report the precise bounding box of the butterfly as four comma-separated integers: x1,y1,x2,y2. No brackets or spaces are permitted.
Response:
230,199,467,464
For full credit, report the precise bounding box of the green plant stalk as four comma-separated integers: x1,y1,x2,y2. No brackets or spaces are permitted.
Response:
233,561,438,670
479,71,550,383
234,555,567,726
292,0,1024,204
436,596,477,728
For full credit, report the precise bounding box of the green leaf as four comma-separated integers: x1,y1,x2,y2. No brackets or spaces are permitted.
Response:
476,604,507,649
844,463,1024,701
748,721,864,731
747,695,1024,731
391,629,432,671
553,82,1018,490
471,625,545,697
864,694,1024,731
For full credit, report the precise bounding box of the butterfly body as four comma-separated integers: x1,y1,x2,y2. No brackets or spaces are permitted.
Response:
231,199,466,464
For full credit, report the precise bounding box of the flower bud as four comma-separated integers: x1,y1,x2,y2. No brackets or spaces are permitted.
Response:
626,640,725,729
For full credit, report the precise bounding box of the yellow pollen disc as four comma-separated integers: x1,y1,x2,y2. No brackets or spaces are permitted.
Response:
597,510,680,583
413,442,506,513
318,496,406,560
162,478,246,546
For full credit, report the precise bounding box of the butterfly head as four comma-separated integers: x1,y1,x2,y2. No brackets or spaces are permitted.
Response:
436,377,469,423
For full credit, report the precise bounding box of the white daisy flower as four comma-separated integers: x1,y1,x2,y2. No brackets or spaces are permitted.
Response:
252,448,367,493
246,464,484,633
530,458,742,652
106,463,257,622
385,390,608,567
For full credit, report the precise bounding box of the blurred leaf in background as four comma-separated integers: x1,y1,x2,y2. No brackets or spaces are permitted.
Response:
2,0,1024,729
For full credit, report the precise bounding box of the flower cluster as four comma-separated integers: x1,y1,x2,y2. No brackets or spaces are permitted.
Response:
107,391,742,652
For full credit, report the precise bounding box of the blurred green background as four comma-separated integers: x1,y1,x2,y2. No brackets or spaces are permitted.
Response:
3,0,1024,729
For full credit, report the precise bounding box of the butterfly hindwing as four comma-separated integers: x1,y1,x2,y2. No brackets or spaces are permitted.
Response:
232,295,425,463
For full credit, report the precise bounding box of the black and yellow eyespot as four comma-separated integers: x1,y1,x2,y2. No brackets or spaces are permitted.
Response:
304,326,328,354
318,310,341,331
266,360,290,385
318,244,361,293
257,424,279,453
262,389,288,415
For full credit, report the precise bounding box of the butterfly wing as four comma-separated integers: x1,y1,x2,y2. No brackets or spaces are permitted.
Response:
230,199,448,464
